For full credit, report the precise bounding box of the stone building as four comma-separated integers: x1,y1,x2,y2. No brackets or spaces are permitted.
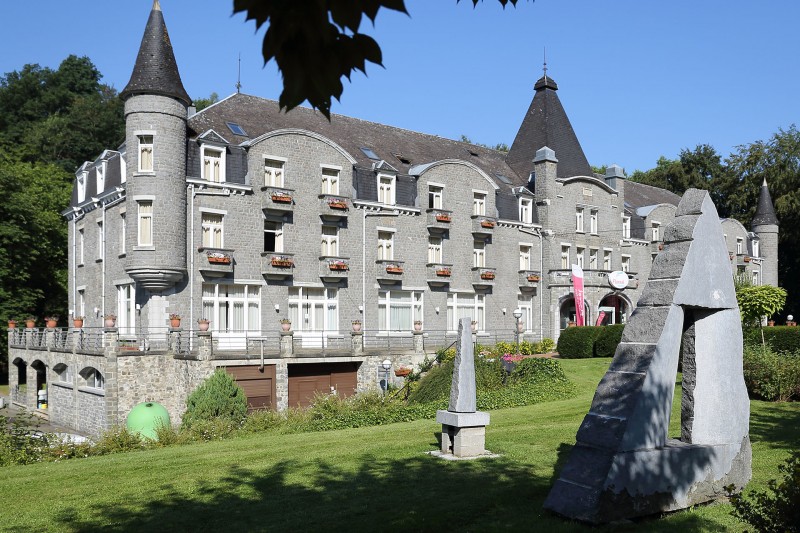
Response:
6,1,778,434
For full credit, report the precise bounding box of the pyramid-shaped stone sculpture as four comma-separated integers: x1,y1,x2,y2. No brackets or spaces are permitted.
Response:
544,189,751,523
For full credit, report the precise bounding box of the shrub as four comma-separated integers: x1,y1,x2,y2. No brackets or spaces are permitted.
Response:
752,326,800,353
406,357,505,404
742,345,800,401
536,338,556,354
556,326,604,359
508,357,570,386
594,324,625,358
0,410,51,466
729,450,800,532
93,426,149,455
182,370,248,428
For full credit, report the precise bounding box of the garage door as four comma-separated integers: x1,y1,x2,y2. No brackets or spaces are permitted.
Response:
288,362,359,408
225,365,276,411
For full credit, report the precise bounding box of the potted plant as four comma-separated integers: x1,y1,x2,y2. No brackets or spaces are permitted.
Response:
413,320,422,332
436,267,451,277
8,319,17,329
197,318,210,332
73,316,85,328
328,198,348,210
169,313,181,328
527,274,540,282
45,316,59,329
480,219,495,229
480,270,495,280
104,314,117,327
386,264,403,274
394,367,412,377
25,317,36,328
352,320,362,332
435,213,451,223
280,318,292,332
271,193,293,203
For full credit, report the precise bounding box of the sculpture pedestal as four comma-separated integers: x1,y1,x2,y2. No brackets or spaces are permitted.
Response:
436,410,490,458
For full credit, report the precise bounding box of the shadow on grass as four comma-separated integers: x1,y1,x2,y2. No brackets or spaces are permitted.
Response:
50,452,731,532
749,400,800,450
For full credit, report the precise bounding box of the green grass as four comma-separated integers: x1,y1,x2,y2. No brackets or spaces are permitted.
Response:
0,384,8,396
1,358,798,532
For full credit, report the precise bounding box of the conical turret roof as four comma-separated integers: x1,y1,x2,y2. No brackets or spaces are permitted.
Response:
506,74,593,180
120,1,191,106
752,178,779,226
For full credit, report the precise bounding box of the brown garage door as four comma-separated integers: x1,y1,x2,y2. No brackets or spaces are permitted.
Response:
288,362,359,408
225,365,276,411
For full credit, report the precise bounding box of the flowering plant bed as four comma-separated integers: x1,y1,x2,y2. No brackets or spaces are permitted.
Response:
480,220,496,228
435,214,451,223
271,194,293,203
436,268,452,277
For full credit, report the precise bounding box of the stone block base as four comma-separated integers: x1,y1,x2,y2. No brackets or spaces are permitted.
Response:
439,423,487,458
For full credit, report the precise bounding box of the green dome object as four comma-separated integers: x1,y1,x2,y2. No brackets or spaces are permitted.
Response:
126,402,170,441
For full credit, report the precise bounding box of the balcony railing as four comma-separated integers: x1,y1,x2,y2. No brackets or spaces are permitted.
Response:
426,209,453,233
320,256,350,281
198,247,235,276
426,263,453,286
376,260,405,283
261,252,295,279
319,194,351,219
548,269,638,289
471,215,497,236
262,186,295,213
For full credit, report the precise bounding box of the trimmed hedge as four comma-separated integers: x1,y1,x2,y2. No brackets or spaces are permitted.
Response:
594,324,625,358
742,345,800,401
556,326,604,359
745,326,800,353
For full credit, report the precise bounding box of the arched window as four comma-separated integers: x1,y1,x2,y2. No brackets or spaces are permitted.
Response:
53,363,73,384
80,367,104,390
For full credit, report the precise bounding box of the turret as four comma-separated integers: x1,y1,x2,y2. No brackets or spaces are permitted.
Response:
120,0,190,291
751,178,779,287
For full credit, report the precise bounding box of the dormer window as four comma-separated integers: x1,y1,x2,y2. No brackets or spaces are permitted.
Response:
377,174,395,205
321,166,340,195
264,157,285,187
519,198,533,224
77,172,87,203
473,192,486,216
752,239,760,258
622,216,631,239
202,145,225,183
96,163,105,193
138,135,154,172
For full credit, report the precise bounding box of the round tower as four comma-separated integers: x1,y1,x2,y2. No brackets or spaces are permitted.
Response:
751,178,779,287
120,0,190,292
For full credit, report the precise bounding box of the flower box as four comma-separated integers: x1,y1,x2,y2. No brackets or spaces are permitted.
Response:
480,220,495,229
328,199,348,210
436,268,452,277
271,257,294,268
386,265,404,274
329,261,349,271
208,256,231,264
526,275,540,282
480,271,495,280
435,214,451,223
271,194,293,203
744,256,751,263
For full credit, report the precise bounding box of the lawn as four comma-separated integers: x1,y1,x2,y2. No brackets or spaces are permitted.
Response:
1,358,798,532
0,384,8,396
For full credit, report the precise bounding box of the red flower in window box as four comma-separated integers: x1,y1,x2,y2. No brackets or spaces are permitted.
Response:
386,265,404,274
526,274,540,282
271,256,294,268
480,220,495,229
435,213,451,223
480,271,495,280
327,198,348,210
271,193,293,203
329,260,349,271
436,268,452,277
207,252,231,264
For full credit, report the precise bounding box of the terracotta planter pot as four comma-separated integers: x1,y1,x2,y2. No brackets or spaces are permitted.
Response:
26,320,36,329
414,322,422,332
395,368,411,377
73,319,84,328
105,318,116,328
170,318,181,328
8,320,17,329
352,322,362,332
281,322,291,332
46,319,57,329
198,321,210,332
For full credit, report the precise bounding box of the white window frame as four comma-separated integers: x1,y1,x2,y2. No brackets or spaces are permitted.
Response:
377,230,394,260
752,239,760,258
752,270,759,285
518,294,533,333
264,156,286,187
263,220,284,253
287,287,338,333
321,165,341,195
561,244,570,269
83,368,105,390
378,174,396,205
519,198,533,224
77,172,87,203
378,290,423,332
137,133,154,173
652,222,661,242
428,236,443,264
473,240,486,268
473,191,487,216
576,246,585,269
603,248,612,271
201,210,224,248
136,198,154,247
589,248,598,269
447,293,485,332
120,212,126,255
736,237,743,255
590,210,598,235
202,283,262,334
96,162,105,194
321,225,339,256
621,254,631,273
201,144,226,183
575,208,585,233
519,245,531,271
428,183,444,210
117,283,135,336
97,221,104,261
78,289,85,318
78,228,85,265
56,364,73,384
622,216,631,239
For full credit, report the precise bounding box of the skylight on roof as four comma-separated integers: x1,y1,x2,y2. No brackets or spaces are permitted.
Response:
360,147,380,160
495,173,513,185
466,148,479,158
226,122,248,136
394,153,411,165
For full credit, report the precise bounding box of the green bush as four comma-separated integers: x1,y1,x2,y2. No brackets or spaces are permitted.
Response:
406,357,505,404
182,370,248,428
0,410,51,466
536,338,556,354
594,324,625,358
729,450,800,532
742,345,800,401
748,326,800,353
508,357,570,385
93,426,148,455
556,326,604,358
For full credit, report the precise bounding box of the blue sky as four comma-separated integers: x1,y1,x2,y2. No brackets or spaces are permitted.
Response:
1,0,797,172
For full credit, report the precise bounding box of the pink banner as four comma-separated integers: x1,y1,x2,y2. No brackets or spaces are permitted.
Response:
572,264,585,326
595,311,606,326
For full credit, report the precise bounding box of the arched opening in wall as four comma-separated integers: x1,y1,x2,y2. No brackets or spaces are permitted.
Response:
79,367,105,390
12,358,27,392
598,294,629,325
53,363,72,385
559,296,590,331
30,360,47,409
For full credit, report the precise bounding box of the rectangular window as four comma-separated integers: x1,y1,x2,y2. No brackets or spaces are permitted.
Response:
202,283,261,334
321,225,339,256
287,287,338,332
378,290,423,331
117,284,135,336
621,255,631,273
652,223,661,242
96,163,105,193
473,192,486,216
120,213,126,255
202,147,224,183
589,248,598,269
97,221,104,260
736,237,743,255
377,231,393,260
517,294,533,333
752,271,759,285
428,236,442,264
77,174,86,203
590,210,598,234
561,245,570,269
519,198,533,224
473,240,485,268
752,240,760,258
622,216,631,239
138,135,153,172
264,158,285,187
519,245,531,270
447,293,485,332
263,221,283,253
85,369,105,390
201,213,224,248
137,201,153,246
576,208,584,233
78,290,85,318
576,246,585,269
78,228,85,264
428,185,443,209
378,175,395,205
603,249,612,270
321,167,340,195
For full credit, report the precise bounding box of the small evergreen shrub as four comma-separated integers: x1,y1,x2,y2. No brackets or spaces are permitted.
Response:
742,345,800,401
182,370,248,428
536,338,556,354
93,426,148,455
508,357,570,385
729,450,800,532
406,357,504,404
759,326,800,353
594,324,625,358
556,326,604,358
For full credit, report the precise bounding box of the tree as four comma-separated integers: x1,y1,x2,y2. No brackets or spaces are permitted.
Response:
194,92,219,112
233,0,523,118
736,284,786,328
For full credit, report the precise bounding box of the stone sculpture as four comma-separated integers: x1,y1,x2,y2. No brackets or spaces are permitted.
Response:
544,189,751,523
435,317,490,458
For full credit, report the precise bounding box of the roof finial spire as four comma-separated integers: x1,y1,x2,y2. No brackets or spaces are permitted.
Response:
236,53,242,94
153,0,161,11
543,47,548,79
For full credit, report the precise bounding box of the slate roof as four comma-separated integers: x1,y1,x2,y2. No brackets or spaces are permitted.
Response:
188,93,525,192
623,180,681,211
120,1,191,106
752,179,779,226
506,75,594,181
